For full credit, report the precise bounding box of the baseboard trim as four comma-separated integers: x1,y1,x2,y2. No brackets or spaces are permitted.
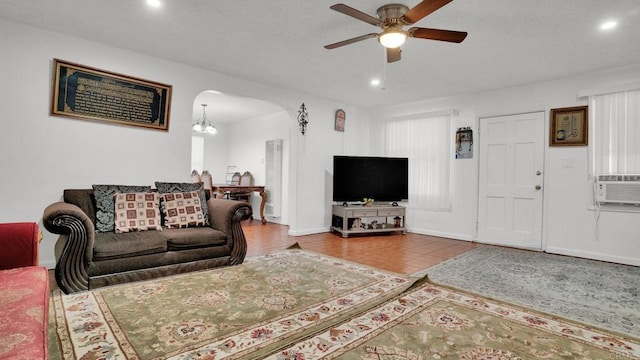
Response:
287,227,474,241
288,227,330,236
544,246,640,267
407,228,473,242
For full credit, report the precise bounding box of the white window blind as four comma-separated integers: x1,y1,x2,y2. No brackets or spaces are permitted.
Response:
590,89,640,175
385,114,451,210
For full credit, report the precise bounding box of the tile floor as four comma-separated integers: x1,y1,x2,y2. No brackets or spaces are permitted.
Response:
243,221,477,275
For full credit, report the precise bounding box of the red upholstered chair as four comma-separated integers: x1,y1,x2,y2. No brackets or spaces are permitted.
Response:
0,222,40,269
0,222,49,360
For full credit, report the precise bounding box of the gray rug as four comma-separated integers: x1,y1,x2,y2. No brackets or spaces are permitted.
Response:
418,246,640,338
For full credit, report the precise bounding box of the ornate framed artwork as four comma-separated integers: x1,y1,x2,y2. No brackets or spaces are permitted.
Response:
335,109,345,132
550,105,588,146
51,59,172,131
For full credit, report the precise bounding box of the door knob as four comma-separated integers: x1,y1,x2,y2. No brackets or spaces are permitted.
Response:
536,171,542,176
535,185,542,190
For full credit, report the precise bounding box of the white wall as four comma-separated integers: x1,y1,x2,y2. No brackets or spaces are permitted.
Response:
199,122,230,185
372,64,640,266
0,19,371,268
289,102,372,235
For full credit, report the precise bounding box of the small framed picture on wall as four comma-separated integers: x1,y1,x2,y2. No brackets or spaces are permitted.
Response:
550,106,588,146
335,109,345,132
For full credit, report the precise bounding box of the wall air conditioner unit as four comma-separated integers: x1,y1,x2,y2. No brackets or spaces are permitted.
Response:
596,174,640,205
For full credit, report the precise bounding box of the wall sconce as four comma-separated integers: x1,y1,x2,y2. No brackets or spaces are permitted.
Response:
297,103,309,135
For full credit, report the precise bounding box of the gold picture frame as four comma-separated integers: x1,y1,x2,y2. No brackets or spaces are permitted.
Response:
550,105,588,146
51,59,172,131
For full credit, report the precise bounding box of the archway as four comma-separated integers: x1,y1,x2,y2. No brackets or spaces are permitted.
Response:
191,90,291,225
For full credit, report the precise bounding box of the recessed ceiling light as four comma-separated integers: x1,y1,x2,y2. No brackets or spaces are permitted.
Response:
600,20,617,31
146,0,162,8
370,79,381,86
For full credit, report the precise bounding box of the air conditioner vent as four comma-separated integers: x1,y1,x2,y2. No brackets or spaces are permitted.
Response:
265,139,283,217
598,174,640,182
596,174,640,205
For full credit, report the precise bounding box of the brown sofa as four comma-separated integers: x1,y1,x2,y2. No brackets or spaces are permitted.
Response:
43,189,251,294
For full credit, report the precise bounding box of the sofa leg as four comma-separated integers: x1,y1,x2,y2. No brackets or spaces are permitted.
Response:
53,216,90,293
229,206,251,265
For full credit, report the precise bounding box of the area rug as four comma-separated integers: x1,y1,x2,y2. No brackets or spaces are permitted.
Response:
420,246,640,338
268,279,640,359
48,249,414,360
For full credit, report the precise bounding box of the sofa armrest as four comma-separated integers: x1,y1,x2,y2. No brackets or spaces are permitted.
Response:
207,198,252,265
43,202,95,293
0,222,40,270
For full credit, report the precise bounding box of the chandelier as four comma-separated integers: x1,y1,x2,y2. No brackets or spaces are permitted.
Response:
192,104,217,135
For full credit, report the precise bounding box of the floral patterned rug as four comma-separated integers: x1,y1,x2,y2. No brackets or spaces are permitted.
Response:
269,279,640,359
48,249,413,359
421,246,640,338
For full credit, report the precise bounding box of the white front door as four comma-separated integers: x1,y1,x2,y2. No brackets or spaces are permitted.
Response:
477,112,545,250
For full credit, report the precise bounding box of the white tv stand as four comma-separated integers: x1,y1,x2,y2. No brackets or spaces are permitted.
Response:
331,204,406,238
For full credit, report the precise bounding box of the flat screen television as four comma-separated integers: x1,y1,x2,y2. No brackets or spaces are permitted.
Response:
333,156,408,203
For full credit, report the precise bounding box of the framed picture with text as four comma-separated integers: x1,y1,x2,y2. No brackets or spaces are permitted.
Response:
550,106,588,146
51,59,172,131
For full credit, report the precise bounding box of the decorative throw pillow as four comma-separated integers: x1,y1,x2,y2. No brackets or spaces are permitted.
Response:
160,191,206,228
114,192,162,233
155,182,210,225
93,184,151,233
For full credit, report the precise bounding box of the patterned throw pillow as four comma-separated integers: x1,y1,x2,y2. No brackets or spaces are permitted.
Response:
93,184,152,233
155,182,210,225
113,192,162,233
160,191,206,228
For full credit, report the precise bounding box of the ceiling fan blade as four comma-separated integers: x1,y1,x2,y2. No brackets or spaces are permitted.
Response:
409,27,467,43
387,47,401,63
330,4,380,26
324,33,377,49
402,0,453,24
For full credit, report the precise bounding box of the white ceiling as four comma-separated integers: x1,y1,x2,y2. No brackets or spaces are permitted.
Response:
193,91,286,124
2,0,640,115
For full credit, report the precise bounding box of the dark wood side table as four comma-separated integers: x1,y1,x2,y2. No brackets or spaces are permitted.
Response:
212,185,267,224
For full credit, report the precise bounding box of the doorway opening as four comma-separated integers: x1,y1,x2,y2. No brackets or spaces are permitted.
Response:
190,90,291,225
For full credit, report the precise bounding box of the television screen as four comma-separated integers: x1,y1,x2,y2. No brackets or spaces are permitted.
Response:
333,156,408,203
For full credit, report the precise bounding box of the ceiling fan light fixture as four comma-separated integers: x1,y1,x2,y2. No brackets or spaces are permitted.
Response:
378,28,407,48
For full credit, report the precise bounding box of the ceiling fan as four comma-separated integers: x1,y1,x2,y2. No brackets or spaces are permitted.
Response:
324,0,467,63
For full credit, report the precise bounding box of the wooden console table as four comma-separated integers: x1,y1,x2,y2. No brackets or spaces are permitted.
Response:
213,185,267,224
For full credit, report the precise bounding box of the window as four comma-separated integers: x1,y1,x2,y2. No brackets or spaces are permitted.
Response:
590,89,640,175
385,113,451,210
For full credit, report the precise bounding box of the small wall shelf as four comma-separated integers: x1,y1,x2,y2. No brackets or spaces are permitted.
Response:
331,204,406,238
